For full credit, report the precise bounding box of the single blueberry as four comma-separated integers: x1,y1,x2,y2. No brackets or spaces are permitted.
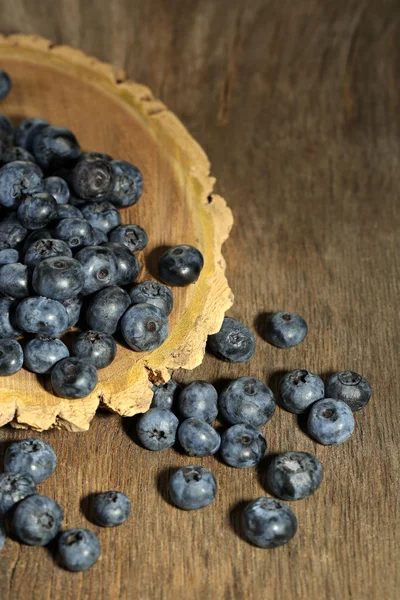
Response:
14,118,49,151
0,296,21,338
71,157,114,201
151,379,181,410
24,336,69,374
158,244,204,286
326,371,371,412
72,330,116,369
33,125,81,170
0,523,5,551
178,418,221,457
79,151,112,162
128,280,173,316
266,451,323,501
32,256,84,300
75,245,118,295
92,491,131,527
265,311,308,349
103,242,140,286
16,296,69,336
24,238,72,270
13,494,63,546
1,146,35,164
136,408,179,451
218,377,276,428
0,472,36,516
51,357,98,399
0,70,12,100
169,465,217,510
108,224,148,253
60,295,83,328
106,159,143,207
307,398,355,445
0,213,28,250
279,369,325,414
121,303,168,352
0,263,30,298
43,176,70,205
0,248,19,265
179,381,218,422
22,228,53,254
0,160,43,209
54,218,95,250
86,285,130,335
0,115,14,145
4,439,57,484
81,200,121,233
0,338,23,375
52,204,83,220
242,498,297,548
58,528,100,572
220,424,266,468
207,317,256,363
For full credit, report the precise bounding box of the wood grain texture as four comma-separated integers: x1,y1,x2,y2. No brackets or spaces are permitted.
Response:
0,1,399,599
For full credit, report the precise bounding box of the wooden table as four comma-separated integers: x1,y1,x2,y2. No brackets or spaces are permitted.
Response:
0,1,399,599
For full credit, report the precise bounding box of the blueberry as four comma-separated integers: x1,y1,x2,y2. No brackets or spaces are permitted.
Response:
72,330,116,369
24,238,72,270
14,118,49,151
178,418,221,457
0,263,30,298
108,224,148,253
158,244,204,286
81,200,121,233
86,285,130,335
128,280,173,315
24,336,69,374
22,228,53,254
0,297,21,338
0,248,19,265
0,213,28,250
0,160,43,209
43,176,70,205
71,157,114,201
54,218,94,250
0,523,5,551
33,125,81,170
220,424,266,468
242,498,297,548
60,295,82,328
52,204,83,220
4,439,57,484
75,245,118,295
267,451,323,501
279,369,324,414
107,159,143,207
326,371,372,412
51,357,98,399
92,491,131,527
91,227,108,245
16,296,69,336
1,146,35,164
265,312,308,349
121,303,168,352
58,528,100,572
218,377,276,428
103,242,140,286
13,494,63,546
80,151,112,162
207,317,256,363
32,256,84,300
136,408,179,450
307,398,355,445
0,338,23,375
151,379,181,410
0,70,12,100
179,381,218,422
0,472,36,516
0,115,14,145
169,465,217,510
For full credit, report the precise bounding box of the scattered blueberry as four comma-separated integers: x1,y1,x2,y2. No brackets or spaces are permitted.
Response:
179,381,218,422
0,472,36,516
17,192,57,230
158,244,204,286
103,242,140,286
108,224,148,253
71,156,114,201
54,218,94,250
107,159,143,207
24,336,69,374
72,330,116,369
218,377,276,428
128,281,173,315
0,161,43,209
220,424,266,468
326,371,372,412
24,238,72,270
151,379,181,410
136,408,179,451
0,115,14,145
307,398,355,445
0,214,28,250
279,369,325,414
58,528,100,572
0,70,12,100
208,317,256,363
0,338,23,375
43,176,70,205
0,248,19,265
169,465,217,510
242,498,297,548
0,263,30,298
33,125,81,170
92,491,131,527
178,418,221,457
267,451,323,501
75,245,118,295
265,311,308,349
1,146,35,164
51,357,98,399
81,200,121,233
22,228,53,254
121,303,168,352
16,296,69,336
12,494,63,546
32,256,84,300
86,285,130,335
80,151,112,162
14,117,49,151
4,438,57,483
0,297,21,338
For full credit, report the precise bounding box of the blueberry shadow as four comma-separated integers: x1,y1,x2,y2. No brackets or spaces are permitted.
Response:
267,370,287,400
210,378,231,395
44,535,60,566
297,412,314,441
229,500,251,542
256,453,280,494
254,312,275,340
156,467,178,507
145,245,170,279
320,371,336,384
121,414,142,446
80,492,97,523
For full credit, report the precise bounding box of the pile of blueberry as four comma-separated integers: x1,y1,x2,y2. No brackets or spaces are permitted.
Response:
0,69,204,398
0,438,131,570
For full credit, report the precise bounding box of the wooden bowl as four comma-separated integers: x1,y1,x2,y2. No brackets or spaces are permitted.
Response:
0,35,233,432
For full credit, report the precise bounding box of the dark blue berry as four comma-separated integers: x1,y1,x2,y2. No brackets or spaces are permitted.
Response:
24,336,69,374
22,228,53,254
0,214,27,250
136,408,179,451
279,369,324,414
0,472,36,516
0,263,30,298
151,379,181,410
13,494,63,546
0,71,12,100
103,242,140,286
58,528,100,572
1,146,35,164
0,296,21,338
0,160,43,209
159,244,204,286
92,491,131,527
0,248,19,265
86,285,130,335
179,381,218,422
52,204,83,220
107,159,143,207
72,330,116,369
16,296,69,336
326,371,371,412
220,424,266,468
81,201,121,233
71,157,114,201
80,151,112,162
267,451,323,501
0,115,14,145
24,238,72,270
91,227,108,245
54,218,94,250
75,245,118,295
14,118,49,151
218,377,276,428
60,295,82,328
308,398,355,445
4,439,57,483
43,176,70,205
32,256,84,300
242,498,297,548
0,338,23,375
128,280,173,315
208,317,256,363
51,357,98,399
121,303,168,352
33,125,81,170
0,523,5,551
178,418,221,457
108,224,148,253
265,312,308,349
169,465,216,510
